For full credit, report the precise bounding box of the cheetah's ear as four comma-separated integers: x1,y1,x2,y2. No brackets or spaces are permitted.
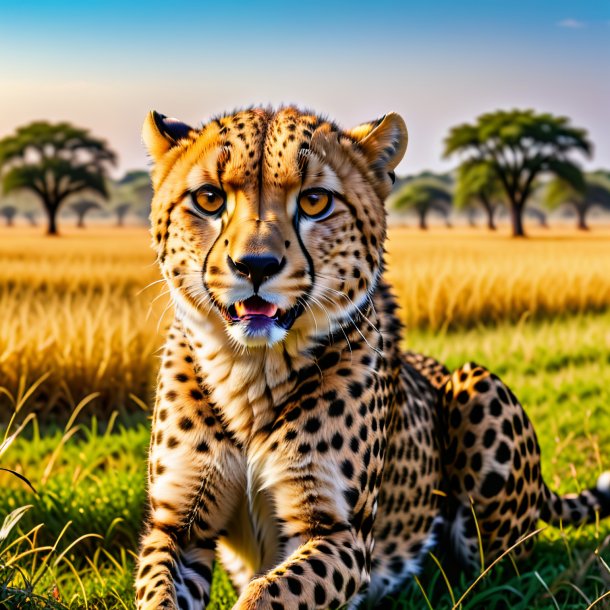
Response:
347,112,408,180
142,111,194,162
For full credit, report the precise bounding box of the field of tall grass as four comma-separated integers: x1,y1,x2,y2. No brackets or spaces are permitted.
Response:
1,226,609,421
0,229,160,423
385,228,610,331
0,225,609,609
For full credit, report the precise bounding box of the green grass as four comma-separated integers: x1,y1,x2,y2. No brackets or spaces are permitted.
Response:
1,311,609,609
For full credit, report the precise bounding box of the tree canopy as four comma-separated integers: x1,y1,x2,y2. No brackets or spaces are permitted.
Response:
113,202,132,227
390,173,452,230
70,199,102,228
454,161,504,230
444,109,592,236
545,171,610,230
0,121,116,234
0,204,17,227
109,170,152,225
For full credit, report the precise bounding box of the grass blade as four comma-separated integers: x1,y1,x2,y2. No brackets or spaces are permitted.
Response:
0,505,33,545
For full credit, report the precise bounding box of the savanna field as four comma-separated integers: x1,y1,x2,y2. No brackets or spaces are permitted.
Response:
1,225,610,610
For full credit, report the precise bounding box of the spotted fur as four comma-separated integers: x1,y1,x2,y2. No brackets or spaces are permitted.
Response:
136,106,610,609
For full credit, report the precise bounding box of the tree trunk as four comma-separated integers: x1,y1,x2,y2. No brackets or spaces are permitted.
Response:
47,206,59,235
487,210,496,231
418,208,428,230
484,205,497,230
480,195,496,231
509,201,525,237
467,209,477,227
77,213,85,228
576,204,589,231
117,214,125,227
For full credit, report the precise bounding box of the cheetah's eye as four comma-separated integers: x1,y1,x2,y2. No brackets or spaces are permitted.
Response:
191,185,226,216
297,188,334,220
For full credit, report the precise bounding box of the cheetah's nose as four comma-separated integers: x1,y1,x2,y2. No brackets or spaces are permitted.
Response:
228,255,285,292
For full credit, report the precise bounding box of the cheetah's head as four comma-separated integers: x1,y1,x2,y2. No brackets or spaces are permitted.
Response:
143,107,407,349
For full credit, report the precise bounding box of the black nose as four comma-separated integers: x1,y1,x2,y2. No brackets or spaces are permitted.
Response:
228,255,285,291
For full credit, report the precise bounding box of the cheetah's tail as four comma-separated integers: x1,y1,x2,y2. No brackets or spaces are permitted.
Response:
403,351,450,390
539,471,610,526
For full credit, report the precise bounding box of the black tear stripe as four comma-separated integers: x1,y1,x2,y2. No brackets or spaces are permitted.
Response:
201,229,227,304
199,148,232,299
312,131,377,270
291,193,376,334
292,210,316,314
196,143,233,286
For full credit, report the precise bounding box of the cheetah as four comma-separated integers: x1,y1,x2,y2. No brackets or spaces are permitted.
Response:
135,106,610,609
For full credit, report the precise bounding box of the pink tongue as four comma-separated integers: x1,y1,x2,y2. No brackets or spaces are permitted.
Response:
235,297,278,318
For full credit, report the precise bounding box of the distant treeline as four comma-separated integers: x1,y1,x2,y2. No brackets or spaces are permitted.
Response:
1,110,609,236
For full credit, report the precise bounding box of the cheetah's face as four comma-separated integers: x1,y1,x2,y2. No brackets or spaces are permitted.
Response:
143,107,407,349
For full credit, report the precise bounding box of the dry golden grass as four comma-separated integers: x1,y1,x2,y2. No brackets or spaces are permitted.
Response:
385,226,610,331
0,228,162,421
1,225,609,421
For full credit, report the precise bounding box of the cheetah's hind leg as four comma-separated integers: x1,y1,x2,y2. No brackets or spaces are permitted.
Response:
438,362,610,571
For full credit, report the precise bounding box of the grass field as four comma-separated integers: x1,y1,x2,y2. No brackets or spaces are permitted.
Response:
1,226,609,609
1,226,609,422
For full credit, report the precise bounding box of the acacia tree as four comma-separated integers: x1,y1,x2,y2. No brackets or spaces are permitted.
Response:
133,178,153,223
391,175,452,230
70,199,101,228
438,206,453,228
112,170,152,225
0,205,17,227
444,110,592,237
0,122,116,235
114,202,131,227
526,207,549,228
23,210,38,226
454,161,504,230
465,206,478,227
545,172,610,230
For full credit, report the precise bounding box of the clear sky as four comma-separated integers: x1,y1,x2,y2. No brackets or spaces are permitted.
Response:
0,0,608,177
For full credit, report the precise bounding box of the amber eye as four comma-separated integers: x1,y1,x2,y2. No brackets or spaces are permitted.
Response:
191,185,226,215
297,188,334,220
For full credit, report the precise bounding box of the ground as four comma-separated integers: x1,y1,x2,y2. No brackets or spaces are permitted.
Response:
0,226,609,609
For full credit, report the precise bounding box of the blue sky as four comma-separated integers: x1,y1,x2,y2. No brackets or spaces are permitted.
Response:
0,0,608,175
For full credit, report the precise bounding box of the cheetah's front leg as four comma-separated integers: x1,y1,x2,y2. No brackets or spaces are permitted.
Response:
136,327,245,610
233,400,381,610
234,528,367,610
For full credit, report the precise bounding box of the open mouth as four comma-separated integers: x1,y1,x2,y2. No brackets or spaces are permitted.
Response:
231,296,279,320
219,295,303,330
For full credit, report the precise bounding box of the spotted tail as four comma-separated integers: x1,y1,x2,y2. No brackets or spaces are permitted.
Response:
539,471,610,526
403,351,451,390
